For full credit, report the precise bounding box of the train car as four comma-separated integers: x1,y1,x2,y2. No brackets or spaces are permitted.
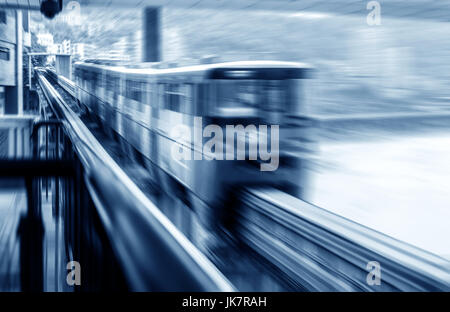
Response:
45,66,58,82
72,60,314,226
57,74,76,98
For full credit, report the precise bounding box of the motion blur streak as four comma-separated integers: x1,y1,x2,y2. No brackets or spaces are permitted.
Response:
0,1,450,291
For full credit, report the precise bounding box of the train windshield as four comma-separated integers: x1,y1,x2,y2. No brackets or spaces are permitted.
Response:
215,79,288,116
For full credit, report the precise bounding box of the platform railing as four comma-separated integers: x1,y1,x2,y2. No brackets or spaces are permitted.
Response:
238,188,450,291
36,72,234,291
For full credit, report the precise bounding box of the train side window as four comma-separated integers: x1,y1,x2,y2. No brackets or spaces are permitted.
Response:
0,47,9,61
157,83,166,109
126,79,142,102
120,75,126,96
144,82,150,105
112,76,117,91
82,70,88,88
148,83,156,107
106,75,119,93
167,84,181,112
195,83,209,116
125,79,132,99
97,72,105,89
88,71,98,91
94,72,100,89
141,82,150,106
180,84,193,114
262,80,285,112
136,81,144,102
106,74,113,90
0,11,6,24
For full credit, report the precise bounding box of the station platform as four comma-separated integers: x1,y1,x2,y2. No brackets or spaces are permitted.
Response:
0,179,25,291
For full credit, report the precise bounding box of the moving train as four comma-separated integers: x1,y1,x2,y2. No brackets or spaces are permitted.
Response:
54,60,314,226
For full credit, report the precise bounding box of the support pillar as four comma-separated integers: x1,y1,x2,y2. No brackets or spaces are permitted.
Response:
143,7,161,62
16,10,23,115
28,54,32,90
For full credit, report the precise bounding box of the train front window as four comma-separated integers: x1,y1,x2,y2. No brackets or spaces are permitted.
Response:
106,75,119,92
261,80,286,112
215,80,259,116
179,84,193,114
217,81,257,107
126,80,142,102
215,79,287,116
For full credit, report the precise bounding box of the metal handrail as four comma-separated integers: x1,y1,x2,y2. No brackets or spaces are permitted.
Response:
239,188,450,291
37,73,234,291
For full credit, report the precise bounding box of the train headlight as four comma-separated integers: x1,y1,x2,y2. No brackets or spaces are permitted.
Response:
40,0,63,19
216,107,258,117
224,70,253,79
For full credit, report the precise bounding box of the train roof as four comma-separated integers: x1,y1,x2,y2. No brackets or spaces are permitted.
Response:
74,60,313,79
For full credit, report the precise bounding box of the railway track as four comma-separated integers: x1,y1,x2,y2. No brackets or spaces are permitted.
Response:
36,72,234,291
237,188,450,291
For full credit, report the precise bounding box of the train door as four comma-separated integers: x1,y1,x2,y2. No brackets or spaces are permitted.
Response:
211,80,259,119
260,80,286,125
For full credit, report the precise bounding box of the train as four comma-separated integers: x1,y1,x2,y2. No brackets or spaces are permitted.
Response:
50,60,315,227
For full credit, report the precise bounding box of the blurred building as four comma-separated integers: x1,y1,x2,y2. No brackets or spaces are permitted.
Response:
94,33,142,63
83,43,97,59
0,9,31,115
36,32,53,47
129,31,142,63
